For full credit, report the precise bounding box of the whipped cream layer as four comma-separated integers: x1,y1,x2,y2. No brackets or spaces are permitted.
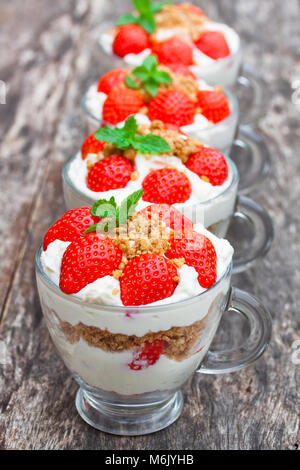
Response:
99,21,241,87
39,223,233,336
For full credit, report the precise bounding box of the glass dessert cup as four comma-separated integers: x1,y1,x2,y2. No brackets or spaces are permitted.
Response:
62,156,274,273
36,252,272,436
81,86,239,156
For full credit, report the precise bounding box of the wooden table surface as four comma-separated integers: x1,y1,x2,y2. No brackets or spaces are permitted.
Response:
0,0,299,450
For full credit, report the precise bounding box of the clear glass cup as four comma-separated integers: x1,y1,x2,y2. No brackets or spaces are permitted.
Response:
62,156,274,273
80,86,239,156
36,250,272,435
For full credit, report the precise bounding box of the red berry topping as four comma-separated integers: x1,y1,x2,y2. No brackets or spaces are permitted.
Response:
129,340,164,370
97,69,129,94
142,168,192,204
139,204,193,236
177,3,204,16
148,89,195,127
102,87,145,124
185,147,228,186
166,231,217,288
43,207,100,250
194,31,230,60
113,24,150,58
120,253,178,306
153,37,194,65
81,132,105,160
60,234,122,294
165,62,197,79
86,155,134,192
197,90,230,123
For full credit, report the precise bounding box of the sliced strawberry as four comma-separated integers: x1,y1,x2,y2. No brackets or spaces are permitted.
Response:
148,89,195,127
113,24,150,57
142,168,192,204
43,207,100,250
139,204,193,236
97,69,129,94
197,90,230,123
185,147,228,186
102,86,145,124
164,62,197,79
86,155,134,192
81,132,105,160
152,37,194,65
129,340,164,370
60,234,122,294
194,31,230,60
120,253,178,306
166,231,217,289
177,3,205,16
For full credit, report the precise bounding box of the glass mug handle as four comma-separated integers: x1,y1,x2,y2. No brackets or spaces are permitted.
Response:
198,287,272,374
231,196,274,274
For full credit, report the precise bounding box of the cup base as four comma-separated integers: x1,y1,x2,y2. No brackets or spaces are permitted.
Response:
75,388,184,436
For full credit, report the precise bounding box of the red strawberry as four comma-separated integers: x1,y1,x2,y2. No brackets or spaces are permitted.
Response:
166,231,217,288
165,62,197,79
113,24,150,58
148,89,195,127
129,340,164,370
139,204,193,236
43,207,100,250
197,90,230,123
97,69,129,94
142,168,192,204
185,147,228,186
120,253,178,306
177,3,204,16
60,234,122,294
152,37,194,65
102,87,145,124
194,31,230,60
81,132,105,160
86,155,134,192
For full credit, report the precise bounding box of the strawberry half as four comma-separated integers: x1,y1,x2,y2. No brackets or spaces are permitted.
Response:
86,155,134,192
60,234,122,294
148,89,195,127
81,132,105,160
102,86,145,124
194,31,231,60
177,3,205,16
166,231,217,289
113,24,150,58
197,90,230,123
129,340,164,370
43,207,100,250
142,168,192,205
120,253,178,306
139,204,193,236
152,37,194,65
185,147,228,186
165,62,197,79
97,69,129,94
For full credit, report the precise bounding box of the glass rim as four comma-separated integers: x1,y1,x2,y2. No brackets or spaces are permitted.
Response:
62,151,239,209
35,244,232,313
80,84,239,132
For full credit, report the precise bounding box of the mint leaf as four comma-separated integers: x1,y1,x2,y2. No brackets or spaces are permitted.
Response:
144,78,158,97
116,14,138,26
131,133,171,154
133,0,151,13
153,70,171,84
123,116,138,139
131,66,149,81
125,75,139,89
130,55,171,97
143,54,157,72
117,189,144,225
139,14,156,33
91,196,117,217
150,1,170,14
95,127,130,150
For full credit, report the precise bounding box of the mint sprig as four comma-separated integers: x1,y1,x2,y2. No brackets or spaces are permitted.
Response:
116,0,170,34
94,116,171,154
125,55,171,97
84,190,144,234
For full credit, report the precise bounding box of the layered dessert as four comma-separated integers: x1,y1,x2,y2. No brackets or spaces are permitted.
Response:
99,1,242,87
83,56,238,152
37,191,233,395
63,117,239,236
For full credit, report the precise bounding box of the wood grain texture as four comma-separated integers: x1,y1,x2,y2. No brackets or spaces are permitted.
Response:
0,0,299,450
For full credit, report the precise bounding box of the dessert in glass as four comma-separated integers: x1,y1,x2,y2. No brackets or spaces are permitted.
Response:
81,56,239,155
36,191,272,435
62,117,273,272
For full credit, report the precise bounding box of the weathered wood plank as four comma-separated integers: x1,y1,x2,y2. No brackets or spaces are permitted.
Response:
0,0,299,450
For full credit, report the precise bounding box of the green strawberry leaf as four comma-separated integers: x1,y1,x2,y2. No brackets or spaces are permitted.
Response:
116,14,138,26
131,133,171,154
